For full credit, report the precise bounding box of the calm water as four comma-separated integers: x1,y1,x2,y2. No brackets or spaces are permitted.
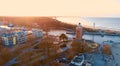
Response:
49,30,120,44
83,18,120,31
83,34,120,44
57,17,120,31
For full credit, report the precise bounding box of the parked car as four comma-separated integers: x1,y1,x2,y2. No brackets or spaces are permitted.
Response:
69,55,84,66
56,58,70,63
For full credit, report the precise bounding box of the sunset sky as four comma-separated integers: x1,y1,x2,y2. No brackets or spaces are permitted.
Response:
0,0,120,17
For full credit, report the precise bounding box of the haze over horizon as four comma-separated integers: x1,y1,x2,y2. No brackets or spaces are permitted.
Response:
0,0,120,26
0,0,120,17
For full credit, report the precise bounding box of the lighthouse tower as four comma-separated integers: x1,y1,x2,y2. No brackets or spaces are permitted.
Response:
76,23,83,40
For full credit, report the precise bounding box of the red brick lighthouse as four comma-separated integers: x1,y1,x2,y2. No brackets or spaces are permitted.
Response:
76,23,83,40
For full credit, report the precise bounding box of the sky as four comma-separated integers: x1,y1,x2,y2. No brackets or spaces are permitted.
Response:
0,0,120,17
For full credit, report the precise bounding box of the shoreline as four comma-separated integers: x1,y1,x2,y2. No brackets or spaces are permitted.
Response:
65,27,120,36
66,31,120,36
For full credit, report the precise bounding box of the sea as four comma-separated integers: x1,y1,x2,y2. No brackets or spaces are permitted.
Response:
83,18,120,31
56,17,120,31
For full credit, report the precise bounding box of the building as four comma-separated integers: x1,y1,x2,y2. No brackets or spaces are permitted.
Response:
1,31,17,46
32,29,43,38
76,23,83,40
15,31,27,44
1,30,27,46
0,25,31,46
0,25,42,46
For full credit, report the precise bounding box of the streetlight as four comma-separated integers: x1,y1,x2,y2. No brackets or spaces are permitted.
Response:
92,23,95,42
93,23,95,29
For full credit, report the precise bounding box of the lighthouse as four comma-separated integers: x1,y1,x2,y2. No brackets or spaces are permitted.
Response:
76,23,83,40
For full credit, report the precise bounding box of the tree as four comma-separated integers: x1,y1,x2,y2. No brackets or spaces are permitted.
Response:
71,40,88,53
0,48,13,66
59,33,68,42
71,41,81,53
37,36,58,57
52,62,62,66
101,45,111,55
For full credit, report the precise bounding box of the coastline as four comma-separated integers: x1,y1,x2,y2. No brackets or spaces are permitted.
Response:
65,27,120,36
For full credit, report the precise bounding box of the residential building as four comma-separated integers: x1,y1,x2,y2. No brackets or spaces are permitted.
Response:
32,29,43,38
1,31,17,46
1,30,27,46
15,31,27,44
